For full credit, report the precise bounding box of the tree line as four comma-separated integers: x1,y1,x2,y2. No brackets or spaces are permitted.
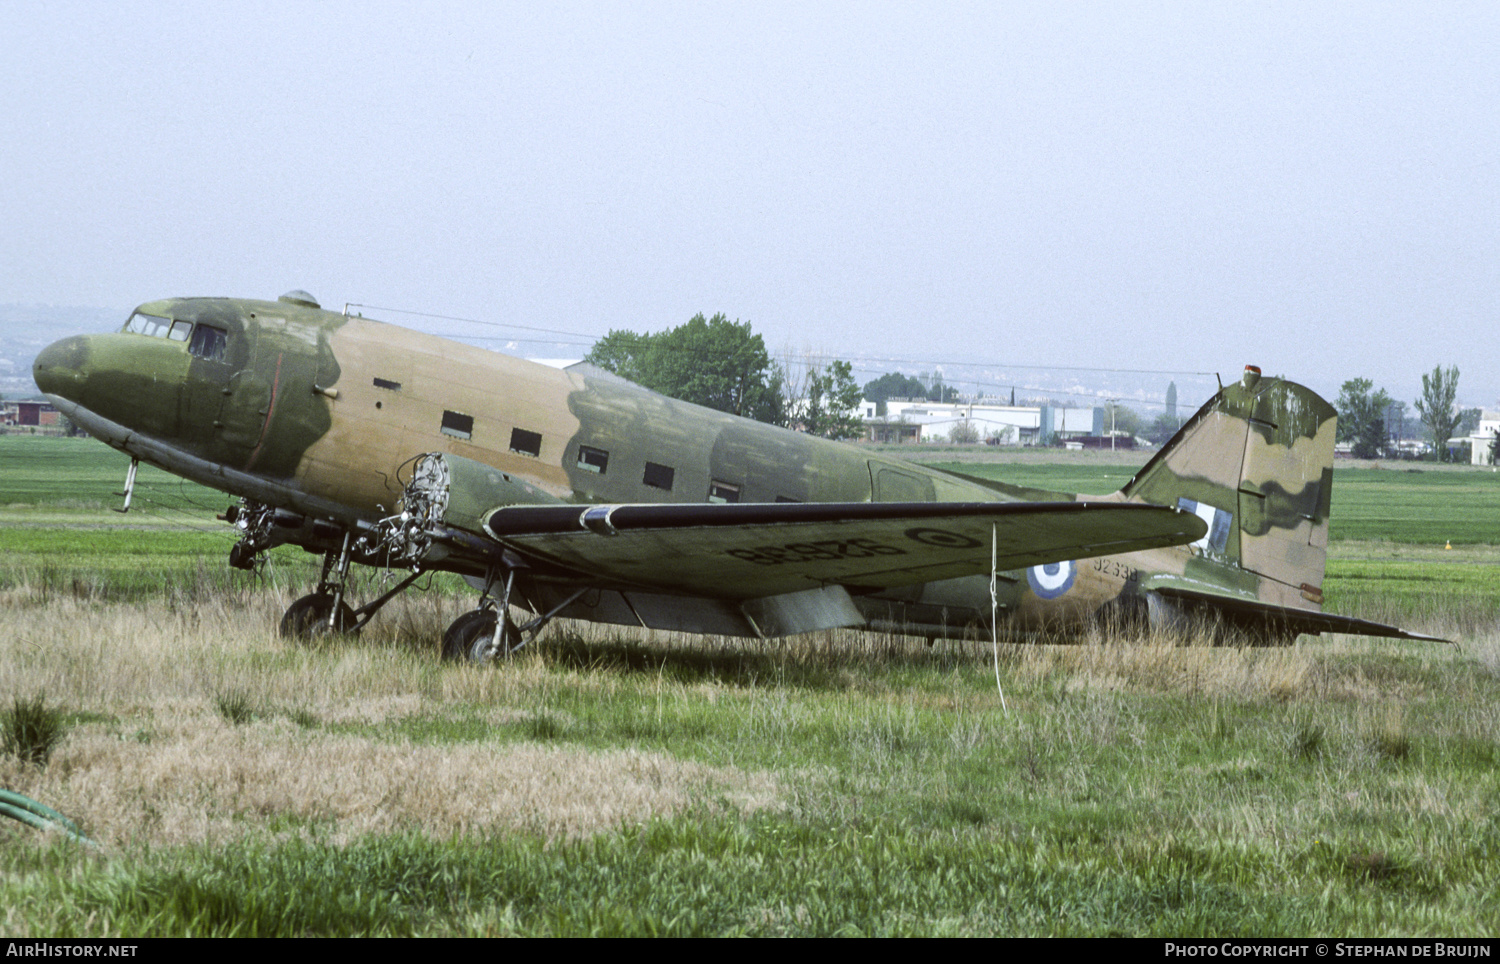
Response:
1337,366,1481,461
584,313,864,441
587,315,1485,460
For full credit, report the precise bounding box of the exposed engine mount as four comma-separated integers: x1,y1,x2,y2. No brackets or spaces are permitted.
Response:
225,499,278,569
364,452,451,567
363,452,565,568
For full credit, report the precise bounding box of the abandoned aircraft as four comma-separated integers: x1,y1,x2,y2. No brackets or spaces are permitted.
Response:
32,290,1431,659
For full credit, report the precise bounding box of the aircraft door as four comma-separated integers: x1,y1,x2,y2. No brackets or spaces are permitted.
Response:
176,319,258,464
213,322,273,469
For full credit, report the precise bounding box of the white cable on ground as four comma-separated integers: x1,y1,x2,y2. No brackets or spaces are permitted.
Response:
990,523,1008,713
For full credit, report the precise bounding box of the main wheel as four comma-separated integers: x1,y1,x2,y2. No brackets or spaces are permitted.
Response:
441,609,522,662
279,593,356,640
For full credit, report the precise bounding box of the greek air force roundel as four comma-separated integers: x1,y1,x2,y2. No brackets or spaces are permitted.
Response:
1027,560,1076,599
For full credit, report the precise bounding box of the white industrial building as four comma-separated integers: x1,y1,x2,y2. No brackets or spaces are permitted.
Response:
867,399,1104,445
1468,411,1500,465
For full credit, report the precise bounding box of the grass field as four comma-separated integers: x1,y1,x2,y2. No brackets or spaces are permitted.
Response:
3,435,1499,935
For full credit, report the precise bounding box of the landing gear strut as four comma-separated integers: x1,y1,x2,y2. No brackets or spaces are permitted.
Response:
278,529,429,642
441,568,590,664
443,566,521,662
280,532,358,640
442,609,522,661
280,592,356,638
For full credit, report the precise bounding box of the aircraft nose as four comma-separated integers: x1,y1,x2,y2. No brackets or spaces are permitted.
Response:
33,335,91,401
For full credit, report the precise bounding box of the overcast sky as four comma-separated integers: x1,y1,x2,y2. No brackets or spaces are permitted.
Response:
4,1,1497,410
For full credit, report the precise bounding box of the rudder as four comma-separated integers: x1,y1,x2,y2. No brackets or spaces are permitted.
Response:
1118,366,1337,611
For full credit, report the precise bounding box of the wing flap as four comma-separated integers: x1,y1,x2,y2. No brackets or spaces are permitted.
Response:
480,501,1206,599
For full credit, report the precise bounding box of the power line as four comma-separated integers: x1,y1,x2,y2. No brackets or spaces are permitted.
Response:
344,303,1219,381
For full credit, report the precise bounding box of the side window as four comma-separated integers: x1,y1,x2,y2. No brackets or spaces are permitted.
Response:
441,410,474,440
510,428,542,457
187,325,228,362
643,462,675,491
708,480,740,504
577,445,609,474
168,321,192,342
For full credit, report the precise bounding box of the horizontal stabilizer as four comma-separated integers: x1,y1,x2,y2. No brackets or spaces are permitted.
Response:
480,500,1207,600
1149,585,1446,643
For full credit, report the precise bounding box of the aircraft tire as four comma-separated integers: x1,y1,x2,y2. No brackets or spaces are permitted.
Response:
441,610,521,662
279,593,356,640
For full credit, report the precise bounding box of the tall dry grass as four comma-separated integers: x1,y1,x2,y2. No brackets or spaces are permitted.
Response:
4,569,1491,855
0,587,781,850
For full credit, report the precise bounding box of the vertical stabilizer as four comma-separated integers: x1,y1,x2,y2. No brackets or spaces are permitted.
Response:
1120,367,1337,611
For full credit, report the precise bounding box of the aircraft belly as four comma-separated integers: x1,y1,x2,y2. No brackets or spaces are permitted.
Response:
526,583,863,638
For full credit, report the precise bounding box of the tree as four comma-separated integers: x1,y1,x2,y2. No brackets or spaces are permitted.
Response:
925,375,958,404
1103,402,1143,440
584,329,651,385
947,419,980,444
985,425,1016,445
861,372,928,415
1414,365,1462,461
1145,412,1183,446
1335,378,1393,458
802,360,865,440
1457,407,1483,436
584,313,786,424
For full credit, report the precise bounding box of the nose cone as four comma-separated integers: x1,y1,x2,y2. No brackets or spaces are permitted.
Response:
33,335,91,401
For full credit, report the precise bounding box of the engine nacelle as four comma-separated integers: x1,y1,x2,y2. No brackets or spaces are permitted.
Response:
369,452,566,566
411,452,564,533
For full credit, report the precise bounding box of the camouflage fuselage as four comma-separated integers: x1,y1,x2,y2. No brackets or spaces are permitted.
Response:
34,295,1336,640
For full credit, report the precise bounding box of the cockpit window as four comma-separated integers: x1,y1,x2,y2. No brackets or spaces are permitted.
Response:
123,313,230,360
188,324,228,362
123,312,173,337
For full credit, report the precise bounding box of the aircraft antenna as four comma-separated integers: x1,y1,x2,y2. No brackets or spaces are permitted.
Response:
989,523,1008,714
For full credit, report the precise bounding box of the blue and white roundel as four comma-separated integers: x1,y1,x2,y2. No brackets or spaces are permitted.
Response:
1027,560,1076,600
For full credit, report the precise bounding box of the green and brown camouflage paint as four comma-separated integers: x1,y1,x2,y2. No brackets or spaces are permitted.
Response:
35,295,1341,641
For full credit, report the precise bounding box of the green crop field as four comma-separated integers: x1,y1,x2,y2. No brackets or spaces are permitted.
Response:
1327,467,1500,544
933,458,1500,547
0,435,223,510
3,435,1498,936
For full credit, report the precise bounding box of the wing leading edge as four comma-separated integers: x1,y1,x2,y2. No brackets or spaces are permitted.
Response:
477,500,1208,600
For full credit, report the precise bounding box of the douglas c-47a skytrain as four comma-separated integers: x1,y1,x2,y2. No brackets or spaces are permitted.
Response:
33,290,1435,659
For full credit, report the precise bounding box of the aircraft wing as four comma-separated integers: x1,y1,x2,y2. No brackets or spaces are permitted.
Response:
1146,584,1447,642
476,500,1207,599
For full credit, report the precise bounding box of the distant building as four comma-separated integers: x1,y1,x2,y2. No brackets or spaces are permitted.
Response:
864,399,1105,445
1,400,58,427
1469,411,1500,465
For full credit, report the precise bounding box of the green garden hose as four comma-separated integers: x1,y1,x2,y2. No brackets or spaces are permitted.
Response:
0,789,98,848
